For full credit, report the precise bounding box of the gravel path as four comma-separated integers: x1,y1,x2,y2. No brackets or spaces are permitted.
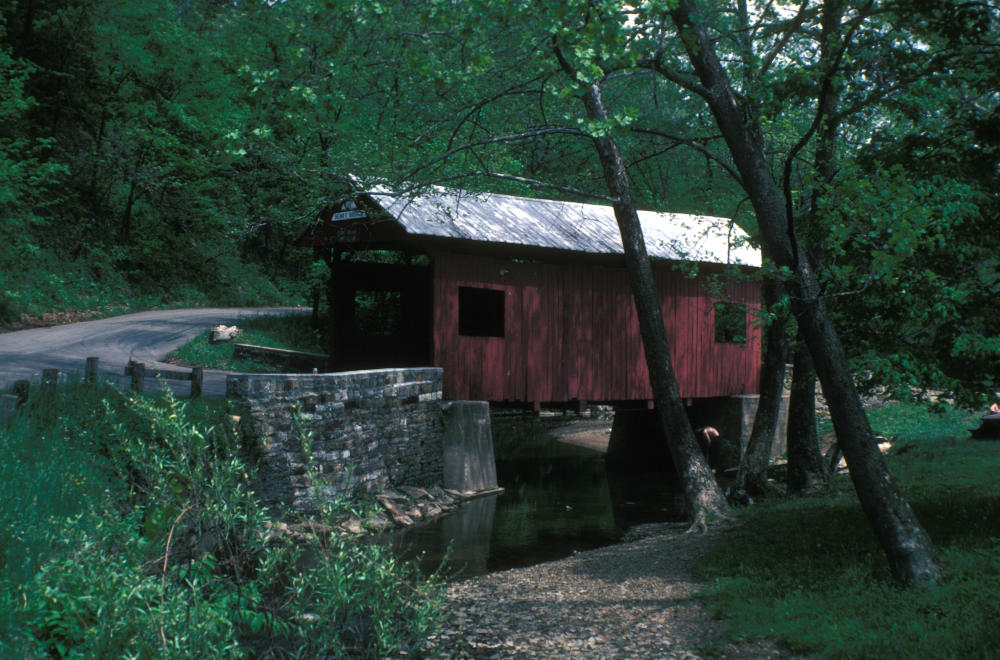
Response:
427,521,794,659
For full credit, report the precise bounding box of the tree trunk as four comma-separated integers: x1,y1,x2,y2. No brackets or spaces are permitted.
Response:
578,79,729,531
669,0,940,583
786,342,829,493
121,176,137,245
785,0,838,497
733,270,788,498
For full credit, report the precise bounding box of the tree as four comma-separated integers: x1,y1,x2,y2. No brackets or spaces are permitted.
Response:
0,0,332,316
732,269,789,498
814,1,1000,409
572,74,731,530
0,22,65,318
650,0,939,584
786,342,830,493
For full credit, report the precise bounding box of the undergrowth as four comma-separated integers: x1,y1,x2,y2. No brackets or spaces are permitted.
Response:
0,245,307,325
168,313,324,372
696,402,999,659
0,382,445,658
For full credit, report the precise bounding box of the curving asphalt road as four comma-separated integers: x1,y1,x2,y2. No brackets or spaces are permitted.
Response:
0,307,309,397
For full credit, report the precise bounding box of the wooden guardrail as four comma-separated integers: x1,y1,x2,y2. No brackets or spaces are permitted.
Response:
231,343,329,373
0,357,205,424
0,392,19,424
124,360,203,397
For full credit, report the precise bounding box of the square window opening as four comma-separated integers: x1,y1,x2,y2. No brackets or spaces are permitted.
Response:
459,287,505,337
714,302,747,344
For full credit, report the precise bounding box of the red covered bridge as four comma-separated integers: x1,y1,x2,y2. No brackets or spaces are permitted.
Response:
299,185,762,409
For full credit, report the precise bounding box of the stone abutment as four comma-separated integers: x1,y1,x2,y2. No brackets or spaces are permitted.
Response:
227,368,446,512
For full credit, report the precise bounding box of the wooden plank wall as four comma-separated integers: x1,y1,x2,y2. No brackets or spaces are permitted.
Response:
430,250,761,403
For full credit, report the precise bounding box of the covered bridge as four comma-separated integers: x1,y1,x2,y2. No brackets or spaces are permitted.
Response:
298,185,762,408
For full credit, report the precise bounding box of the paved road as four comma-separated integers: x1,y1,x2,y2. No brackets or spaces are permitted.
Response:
0,307,308,397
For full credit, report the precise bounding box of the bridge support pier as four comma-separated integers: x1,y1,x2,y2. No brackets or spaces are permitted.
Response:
605,394,790,475
442,400,499,494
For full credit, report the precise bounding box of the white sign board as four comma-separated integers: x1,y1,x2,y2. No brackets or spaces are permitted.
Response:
331,210,367,221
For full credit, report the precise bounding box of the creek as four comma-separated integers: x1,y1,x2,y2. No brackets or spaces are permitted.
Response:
389,414,688,580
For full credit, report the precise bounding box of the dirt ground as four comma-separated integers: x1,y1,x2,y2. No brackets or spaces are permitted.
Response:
547,419,614,452
426,519,799,659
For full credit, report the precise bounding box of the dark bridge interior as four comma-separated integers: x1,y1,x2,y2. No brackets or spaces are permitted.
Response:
328,258,432,371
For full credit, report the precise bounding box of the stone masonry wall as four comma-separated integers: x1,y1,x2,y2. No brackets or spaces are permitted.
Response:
226,368,444,512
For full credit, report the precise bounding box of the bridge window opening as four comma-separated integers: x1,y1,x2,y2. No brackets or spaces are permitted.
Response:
714,302,747,344
354,290,402,337
459,287,505,337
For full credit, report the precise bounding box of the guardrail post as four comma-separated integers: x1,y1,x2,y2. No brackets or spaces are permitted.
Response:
85,357,100,384
191,366,203,399
0,394,18,424
13,380,30,405
130,362,145,394
41,368,59,394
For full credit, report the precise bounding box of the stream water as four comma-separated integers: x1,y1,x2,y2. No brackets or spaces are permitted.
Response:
390,414,688,580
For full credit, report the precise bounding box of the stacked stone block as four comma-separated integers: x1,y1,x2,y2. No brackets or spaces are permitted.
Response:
227,368,444,512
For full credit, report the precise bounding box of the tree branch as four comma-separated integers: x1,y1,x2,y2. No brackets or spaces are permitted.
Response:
630,126,743,185
640,55,711,101
781,1,874,223
445,81,546,150
403,127,590,182
756,1,812,79
363,172,618,205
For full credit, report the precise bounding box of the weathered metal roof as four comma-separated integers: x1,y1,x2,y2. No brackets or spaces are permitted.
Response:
363,185,760,267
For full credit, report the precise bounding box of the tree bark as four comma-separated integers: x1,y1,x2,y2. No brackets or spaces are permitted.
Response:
668,0,940,583
577,78,729,531
784,1,838,497
733,269,788,498
786,342,829,493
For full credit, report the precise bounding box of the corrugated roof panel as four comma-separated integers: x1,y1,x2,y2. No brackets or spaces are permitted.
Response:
368,186,760,267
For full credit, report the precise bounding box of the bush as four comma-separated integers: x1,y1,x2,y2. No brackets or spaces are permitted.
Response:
0,383,445,658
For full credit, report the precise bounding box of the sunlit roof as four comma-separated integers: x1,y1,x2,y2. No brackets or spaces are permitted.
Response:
365,185,760,267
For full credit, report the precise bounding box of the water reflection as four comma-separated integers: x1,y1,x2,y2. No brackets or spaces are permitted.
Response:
392,415,687,580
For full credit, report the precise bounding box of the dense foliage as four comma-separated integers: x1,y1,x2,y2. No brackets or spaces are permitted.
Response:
1,1,330,319
0,383,445,657
3,0,996,402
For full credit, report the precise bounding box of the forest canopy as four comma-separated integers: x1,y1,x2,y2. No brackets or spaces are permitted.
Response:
1,0,997,405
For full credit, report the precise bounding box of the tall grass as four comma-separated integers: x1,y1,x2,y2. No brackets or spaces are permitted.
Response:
0,382,445,658
696,402,1000,659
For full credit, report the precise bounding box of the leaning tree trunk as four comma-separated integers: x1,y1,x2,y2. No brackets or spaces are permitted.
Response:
733,270,788,498
786,1,838,497
786,341,829,493
577,78,729,531
669,0,940,583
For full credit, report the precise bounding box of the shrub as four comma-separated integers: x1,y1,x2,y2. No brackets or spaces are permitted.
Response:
1,383,445,658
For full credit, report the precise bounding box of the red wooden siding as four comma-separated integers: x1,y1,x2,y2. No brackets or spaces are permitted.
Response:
429,250,761,402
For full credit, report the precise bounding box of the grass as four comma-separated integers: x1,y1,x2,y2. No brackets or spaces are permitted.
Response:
167,312,324,372
696,402,1000,659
